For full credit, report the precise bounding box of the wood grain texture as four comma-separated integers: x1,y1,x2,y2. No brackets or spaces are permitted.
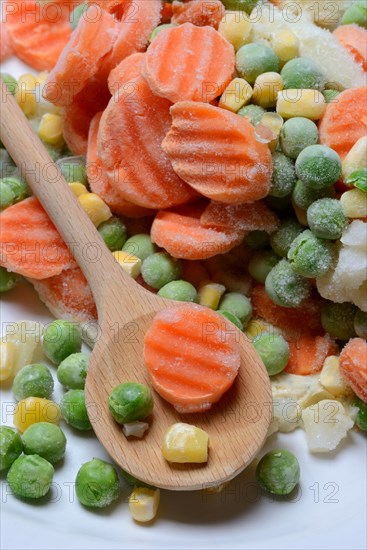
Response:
0,80,272,490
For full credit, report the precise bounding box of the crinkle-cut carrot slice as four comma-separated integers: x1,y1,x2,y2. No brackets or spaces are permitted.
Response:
333,24,367,71
0,22,14,62
142,23,235,103
98,74,197,209
171,0,224,29
284,334,337,376
144,303,241,413
340,338,367,402
318,87,367,160
87,112,155,218
107,52,144,94
150,202,245,260
0,197,76,280
161,2,173,23
200,201,279,234
4,0,71,70
43,6,118,106
162,101,273,204
29,267,97,325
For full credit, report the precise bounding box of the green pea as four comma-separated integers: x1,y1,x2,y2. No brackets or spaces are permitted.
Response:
60,389,92,431
323,89,340,103
288,229,334,278
56,156,87,184
70,2,87,31
0,148,17,179
22,423,66,464
0,266,17,293
248,249,281,283
108,382,153,424
141,252,182,290
270,152,297,198
307,198,347,240
341,1,367,28
354,309,367,339
43,320,82,365
217,311,243,330
292,179,335,211
120,469,153,488
253,332,289,376
279,117,319,160
98,217,127,251
0,177,29,209
270,219,304,257
1,73,18,95
281,57,326,91
265,194,292,211
158,280,197,302
236,43,279,84
346,168,367,193
7,454,54,499
0,426,23,471
353,398,367,431
122,233,157,261
295,145,342,189
0,180,16,209
12,363,54,402
219,292,252,326
76,458,120,508
57,352,89,390
150,23,176,42
321,302,357,340
237,104,266,126
265,259,311,308
221,0,258,13
244,230,270,249
256,449,300,495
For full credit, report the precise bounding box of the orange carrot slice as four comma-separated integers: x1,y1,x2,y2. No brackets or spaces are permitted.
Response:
200,201,279,234
319,86,367,159
150,202,245,260
142,23,235,103
161,2,173,23
340,338,367,402
162,101,273,203
0,22,14,62
144,303,241,413
0,197,76,280
171,0,225,29
107,52,144,94
333,24,367,71
181,260,210,287
285,334,337,376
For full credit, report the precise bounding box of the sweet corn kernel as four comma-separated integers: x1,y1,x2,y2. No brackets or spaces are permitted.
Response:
38,113,64,146
340,188,367,218
276,89,326,120
205,481,230,493
342,136,367,182
14,397,61,433
35,71,49,85
69,182,89,197
198,281,226,309
245,319,276,341
15,74,37,117
218,10,252,51
272,29,299,65
78,193,112,227
2,320,43,374
292,201,308,226
129,487,160,522
253,72,284,109
320,356,352,398
258,112,284,151
219,77,253,112
0,341,15,381
112,250,142,279
162,423,209,463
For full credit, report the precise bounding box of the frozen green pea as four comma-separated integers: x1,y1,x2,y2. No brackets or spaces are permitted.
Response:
60,389,92,431
150,23,176,42
288,230,334,278
281,57,325,91
236,43,279,84
321,302,357,340
0,426,23,471
122,233,157,261
346,168,367,193
221,0,258,12
292,179,335,211
307,198,347,240
341,1,367,28
0,149,17,179
244,230,270,249
323,89,340,103
120,469,153,488
270,152,297,198
265,259,311,308
0,266,17,293
98,217,127,251
70,2,87,30
354,309,367,339
256,449,300,495
158,280,197,302
141,252,182,290
219,292,252,326
56,156,87,184
218,311,243,330
295,145,342,189
237,104,265,126
1,73,17,95
248,249,281,283
270,219,304,257
76,458,120,508
0,180,16,209
353,398,367,431
12,363,54,402
108,382,153,424
57,352,89,389
22,423,66,464
7,454,54,499
279,117,319,160
43,320,82,365
265,194,292,211
0,177,29,209
253,332,289,376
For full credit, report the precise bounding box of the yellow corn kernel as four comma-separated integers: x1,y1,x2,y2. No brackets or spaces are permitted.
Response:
272,29,299,65
35,71,49,85
342,136,367,182
292,201,308,226
14,397,61,433
162,423,209,463
78,193,112,227
129,487,160,522
276,89,326,120
38,113,64,146
112,250,142,279
253,72,283,109
320,356,352,398
198,281,226,310
218,11,252,51
0,341,15,382
15,74,37,117
340,188,367,218
69,182,89,197
205,481,230,493
257,112,284,151
245,319,276,341
218,77,252,112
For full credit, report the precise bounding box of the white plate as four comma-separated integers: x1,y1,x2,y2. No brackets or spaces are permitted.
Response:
1,58,366,550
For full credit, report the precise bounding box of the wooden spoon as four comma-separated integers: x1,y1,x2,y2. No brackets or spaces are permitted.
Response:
0,81,272,490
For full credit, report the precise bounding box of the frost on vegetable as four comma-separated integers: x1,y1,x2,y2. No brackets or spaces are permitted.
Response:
302,400,354,452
